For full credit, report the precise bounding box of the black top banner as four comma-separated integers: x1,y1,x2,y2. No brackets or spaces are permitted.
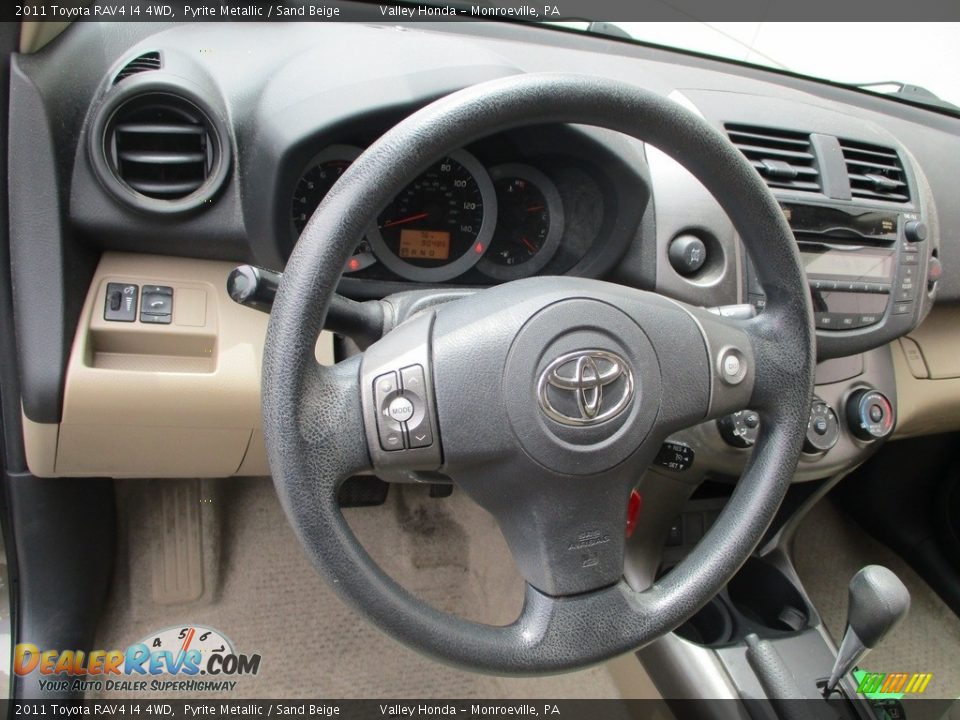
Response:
6,0,960,23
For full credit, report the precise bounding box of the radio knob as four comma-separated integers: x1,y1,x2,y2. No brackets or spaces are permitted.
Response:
846,389,895,441
904,220,928,243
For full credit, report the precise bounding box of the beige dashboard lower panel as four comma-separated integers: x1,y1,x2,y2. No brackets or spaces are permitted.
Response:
23,251,334,479
56,426,253,478
893,305,960,439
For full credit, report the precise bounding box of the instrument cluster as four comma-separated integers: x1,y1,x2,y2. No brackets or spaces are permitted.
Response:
290,144,568,283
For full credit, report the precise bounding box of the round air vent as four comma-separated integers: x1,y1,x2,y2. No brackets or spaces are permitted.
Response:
90,80,230,213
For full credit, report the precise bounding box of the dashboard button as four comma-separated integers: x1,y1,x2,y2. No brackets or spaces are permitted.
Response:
892,302,914,316
816,313,836,329
141,293,173,316
895,287,915,303
142,285,174,296
104,282,138,322
858,314,881,327
904,220,928,243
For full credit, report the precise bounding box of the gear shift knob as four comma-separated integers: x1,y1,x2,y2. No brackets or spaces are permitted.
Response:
824,565,910,695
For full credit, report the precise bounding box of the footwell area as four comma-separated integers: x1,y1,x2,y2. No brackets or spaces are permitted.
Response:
91,478,655,700
792,497,960,699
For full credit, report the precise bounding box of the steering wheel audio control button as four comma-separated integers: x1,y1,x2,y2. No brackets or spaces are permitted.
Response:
374,371,404,450
401,365,434,449
387,396,415,423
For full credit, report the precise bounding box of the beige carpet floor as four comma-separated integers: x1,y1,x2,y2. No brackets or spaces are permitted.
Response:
90,477,656,700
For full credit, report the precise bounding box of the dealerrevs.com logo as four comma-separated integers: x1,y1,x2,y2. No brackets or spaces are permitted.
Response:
14,625,261,694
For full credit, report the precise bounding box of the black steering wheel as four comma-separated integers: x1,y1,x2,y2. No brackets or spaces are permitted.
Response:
262,73,815,674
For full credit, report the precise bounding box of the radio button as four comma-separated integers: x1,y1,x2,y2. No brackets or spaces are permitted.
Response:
895,287,915,303
904,220,928,243
839,315,857,329
816,313,837,329
859,314,881,327
892,302,914,316
897,265,917,281
900,253,919,266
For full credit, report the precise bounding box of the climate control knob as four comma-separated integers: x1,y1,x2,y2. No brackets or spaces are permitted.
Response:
846,389,895,441
803,399,840,454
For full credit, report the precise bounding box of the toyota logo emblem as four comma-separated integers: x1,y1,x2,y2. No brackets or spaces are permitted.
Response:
537,350,634,426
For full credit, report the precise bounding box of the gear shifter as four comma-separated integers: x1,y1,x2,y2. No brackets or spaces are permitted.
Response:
824,565,910,696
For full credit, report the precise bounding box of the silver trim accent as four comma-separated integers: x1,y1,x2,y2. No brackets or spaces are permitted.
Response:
537,349,634,426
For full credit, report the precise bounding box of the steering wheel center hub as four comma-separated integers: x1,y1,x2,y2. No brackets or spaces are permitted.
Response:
503,298,662,475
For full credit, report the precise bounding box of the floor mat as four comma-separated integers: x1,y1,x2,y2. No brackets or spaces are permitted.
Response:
792,497,960,699
90,477,656,700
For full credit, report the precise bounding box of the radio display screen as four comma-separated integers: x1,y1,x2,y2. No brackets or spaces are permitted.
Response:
781,203,899,240
801,249,893,280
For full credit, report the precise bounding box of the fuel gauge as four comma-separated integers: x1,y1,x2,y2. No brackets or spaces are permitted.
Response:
477,164,564,281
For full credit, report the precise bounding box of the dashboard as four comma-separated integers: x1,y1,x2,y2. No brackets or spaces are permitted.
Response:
8,16,960,482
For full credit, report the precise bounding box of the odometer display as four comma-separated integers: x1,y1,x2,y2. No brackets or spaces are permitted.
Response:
399,229,451,260
367,150,496,282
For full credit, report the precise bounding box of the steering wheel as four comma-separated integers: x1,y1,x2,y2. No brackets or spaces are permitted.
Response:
262,73,815,674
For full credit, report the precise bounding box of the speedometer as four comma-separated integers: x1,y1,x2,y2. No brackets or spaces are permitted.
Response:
366,149,496,282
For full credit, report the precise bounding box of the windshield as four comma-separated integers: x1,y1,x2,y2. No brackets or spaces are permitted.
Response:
554,22,960,110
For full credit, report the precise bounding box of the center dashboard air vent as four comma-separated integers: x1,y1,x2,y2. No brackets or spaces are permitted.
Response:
91,82,231,213
839,139,910,203
725,123,822,194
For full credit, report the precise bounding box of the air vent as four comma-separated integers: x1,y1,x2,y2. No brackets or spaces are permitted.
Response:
113,52,161,84
103,93,218,201
839,139,910,203
725,123,822,193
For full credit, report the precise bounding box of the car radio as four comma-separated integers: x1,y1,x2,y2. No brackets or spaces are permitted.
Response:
746,202,927,333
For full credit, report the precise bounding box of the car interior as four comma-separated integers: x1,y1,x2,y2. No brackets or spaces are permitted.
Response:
1,14,959,718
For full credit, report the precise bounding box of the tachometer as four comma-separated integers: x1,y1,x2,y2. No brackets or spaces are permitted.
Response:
366,149,496,282
477,164,564,281
291,145,375,273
